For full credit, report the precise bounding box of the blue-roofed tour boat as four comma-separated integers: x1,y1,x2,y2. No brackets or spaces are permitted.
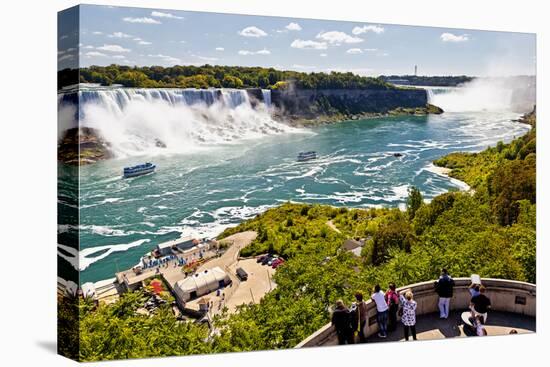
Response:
297,151,317,162
123,162,156,178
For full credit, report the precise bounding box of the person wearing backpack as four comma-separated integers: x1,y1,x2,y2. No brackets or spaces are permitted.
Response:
434,268,455,319
385,283,400,332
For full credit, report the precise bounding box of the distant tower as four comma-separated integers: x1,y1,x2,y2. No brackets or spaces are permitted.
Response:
414,65,418,76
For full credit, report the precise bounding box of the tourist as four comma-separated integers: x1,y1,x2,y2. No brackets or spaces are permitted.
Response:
372,284,389,338
399,290,417,341
332,300,354,345
470,285,491,323
469,283,481,298
352,292,368,343
385,283,400,332
473,315,487,336
434,268,455,319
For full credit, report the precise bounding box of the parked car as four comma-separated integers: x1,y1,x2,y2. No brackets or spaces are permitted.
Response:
272,258,285,269
236,267,248,281
257,254,268,263
261,255,273,265
267,255,279,266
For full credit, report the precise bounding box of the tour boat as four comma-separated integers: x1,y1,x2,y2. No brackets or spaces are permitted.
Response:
123,162,156,178
297,151,317,162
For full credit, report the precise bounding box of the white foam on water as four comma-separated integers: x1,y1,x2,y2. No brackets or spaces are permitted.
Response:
79,239,150,271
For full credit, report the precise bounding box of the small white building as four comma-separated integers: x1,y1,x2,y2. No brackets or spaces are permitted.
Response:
174,267,231,303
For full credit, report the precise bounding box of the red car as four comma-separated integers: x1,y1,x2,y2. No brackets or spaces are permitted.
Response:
272,258,285,269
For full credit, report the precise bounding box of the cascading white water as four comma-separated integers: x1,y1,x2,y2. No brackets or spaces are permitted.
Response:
262,89,272,109
73,88,289,157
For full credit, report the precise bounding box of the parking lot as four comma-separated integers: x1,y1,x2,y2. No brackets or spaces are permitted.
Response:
225,258,277,313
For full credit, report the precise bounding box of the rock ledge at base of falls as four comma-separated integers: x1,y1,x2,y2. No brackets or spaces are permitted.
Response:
58,127,114,165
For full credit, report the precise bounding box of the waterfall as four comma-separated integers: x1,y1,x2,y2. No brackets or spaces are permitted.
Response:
262,89,272,109
65,87,290,157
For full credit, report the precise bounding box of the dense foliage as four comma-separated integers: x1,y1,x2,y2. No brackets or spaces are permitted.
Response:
74,65,393,90
434,108,536,226
72,109,536,360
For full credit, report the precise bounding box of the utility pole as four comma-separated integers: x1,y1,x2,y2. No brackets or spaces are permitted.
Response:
414,65,418,76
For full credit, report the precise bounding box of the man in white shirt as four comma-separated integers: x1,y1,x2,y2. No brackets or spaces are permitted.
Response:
371,284,389,338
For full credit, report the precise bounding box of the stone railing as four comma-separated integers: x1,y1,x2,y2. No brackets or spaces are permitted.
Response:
296,278,535,348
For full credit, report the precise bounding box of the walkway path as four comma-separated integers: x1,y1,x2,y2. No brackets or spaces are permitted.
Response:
197,231,257,273
326,220,341,233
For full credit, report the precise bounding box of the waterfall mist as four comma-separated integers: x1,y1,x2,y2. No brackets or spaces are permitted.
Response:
428,76,535,113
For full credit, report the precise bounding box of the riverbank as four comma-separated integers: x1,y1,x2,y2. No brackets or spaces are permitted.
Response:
274,103,443,127
433,107,535,192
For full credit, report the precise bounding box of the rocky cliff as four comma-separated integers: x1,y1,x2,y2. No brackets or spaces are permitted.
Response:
255,87,437,125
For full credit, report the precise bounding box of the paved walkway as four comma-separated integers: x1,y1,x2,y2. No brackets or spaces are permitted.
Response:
366,311,535,343
326,220,341,233
197,231,257,273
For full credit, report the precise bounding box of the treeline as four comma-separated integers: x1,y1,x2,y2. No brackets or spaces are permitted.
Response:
66,110,536,360
73,65,393,90
380,75,473,86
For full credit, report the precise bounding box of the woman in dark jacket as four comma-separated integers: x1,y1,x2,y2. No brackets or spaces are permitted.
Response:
332,300,354,345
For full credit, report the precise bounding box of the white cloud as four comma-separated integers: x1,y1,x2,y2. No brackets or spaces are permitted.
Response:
352,25,385,35
82,45,95,49
85,51,107,57
292,64,316,70
97,44,131,52
364,48,378,52
123,17,161,24
238,26,267,38
291,39,328,50
238,48,271,55
58,54,75,62
151,11,183,19
147,54,181,64
346,48,363,54
316,31,363,45
320,53,328,57
108,32,132,38
285,22,302,31
138,41,152,45
215,47,225,51
112,55,126,59
193,54,219,62
92,31,103,35
440,32,469,42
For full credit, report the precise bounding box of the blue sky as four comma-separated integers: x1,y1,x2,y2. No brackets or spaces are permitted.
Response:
59,4,536,76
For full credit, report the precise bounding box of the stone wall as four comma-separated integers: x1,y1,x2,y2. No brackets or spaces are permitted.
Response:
296,278,536,348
